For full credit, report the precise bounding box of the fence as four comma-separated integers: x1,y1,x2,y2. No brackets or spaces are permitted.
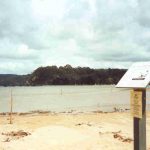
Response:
0,85,150,123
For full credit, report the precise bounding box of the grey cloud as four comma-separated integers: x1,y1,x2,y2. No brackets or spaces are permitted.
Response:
0,61,39,74
0,0,44,50
0,54,38,60
65,0,90,20
137,0,150,28
94,52,150,62
0,0,150,74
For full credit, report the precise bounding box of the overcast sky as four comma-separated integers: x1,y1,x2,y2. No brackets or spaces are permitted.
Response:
0,0,150,74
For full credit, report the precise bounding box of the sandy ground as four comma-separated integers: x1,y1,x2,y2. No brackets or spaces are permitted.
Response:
0,112,150,150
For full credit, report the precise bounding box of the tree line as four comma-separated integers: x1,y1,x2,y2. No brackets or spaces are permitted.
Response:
0,74,28,86
27,65,126,86
0,65,126,86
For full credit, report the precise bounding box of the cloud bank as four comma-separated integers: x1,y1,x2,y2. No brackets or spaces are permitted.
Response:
0,0,150,74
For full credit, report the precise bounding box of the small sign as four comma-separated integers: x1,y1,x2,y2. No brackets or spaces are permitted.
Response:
130,90,142,118
116,62,150,88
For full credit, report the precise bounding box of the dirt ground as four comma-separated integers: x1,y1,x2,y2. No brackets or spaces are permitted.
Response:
0,112,150,150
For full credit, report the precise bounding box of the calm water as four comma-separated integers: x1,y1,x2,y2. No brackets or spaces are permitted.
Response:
0,85,150,112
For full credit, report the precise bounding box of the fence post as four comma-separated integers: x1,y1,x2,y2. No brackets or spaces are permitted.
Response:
133,89,146,150
10,89,13,124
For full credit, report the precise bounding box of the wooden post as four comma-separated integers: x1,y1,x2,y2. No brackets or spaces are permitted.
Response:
10,89,13,124
133,89,146,150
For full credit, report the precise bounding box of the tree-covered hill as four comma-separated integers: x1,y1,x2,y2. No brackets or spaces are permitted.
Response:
27,65,126,86
0,74,29,86
0,65,126,86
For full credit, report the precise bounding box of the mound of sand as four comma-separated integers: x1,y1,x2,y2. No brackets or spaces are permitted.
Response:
1,112,150,150
1,126,91,150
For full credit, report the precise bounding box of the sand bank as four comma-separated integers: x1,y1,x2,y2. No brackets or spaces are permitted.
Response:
0,112,150,150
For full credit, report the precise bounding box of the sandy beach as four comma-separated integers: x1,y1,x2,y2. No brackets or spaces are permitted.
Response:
0,111,150,150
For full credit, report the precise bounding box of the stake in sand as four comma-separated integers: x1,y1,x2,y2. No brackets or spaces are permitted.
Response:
10,89,13,124
116,62,150,150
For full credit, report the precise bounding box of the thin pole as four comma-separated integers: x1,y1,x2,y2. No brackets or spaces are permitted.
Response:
61,88,62,95
134,89,146,150
10,89,13,124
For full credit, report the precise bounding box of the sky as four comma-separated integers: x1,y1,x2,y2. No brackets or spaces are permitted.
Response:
0,0,150,74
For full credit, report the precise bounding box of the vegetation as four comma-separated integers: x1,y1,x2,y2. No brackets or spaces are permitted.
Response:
27,65,126,86
0,74,29,86
0,65,126,86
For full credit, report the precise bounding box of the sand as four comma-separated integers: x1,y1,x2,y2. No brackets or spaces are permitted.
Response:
0,112,150,150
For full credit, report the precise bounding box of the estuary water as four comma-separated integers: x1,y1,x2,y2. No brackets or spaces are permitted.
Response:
0,85,150,112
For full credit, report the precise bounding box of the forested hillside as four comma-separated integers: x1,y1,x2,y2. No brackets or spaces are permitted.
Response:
0,65,126,86
27,65,126,86
0,74,29,86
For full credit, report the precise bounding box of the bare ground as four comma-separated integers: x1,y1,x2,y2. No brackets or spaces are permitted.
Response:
0,112,150,150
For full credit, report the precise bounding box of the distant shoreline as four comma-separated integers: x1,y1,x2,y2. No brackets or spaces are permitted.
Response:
0,107,131,116
0,66,126,86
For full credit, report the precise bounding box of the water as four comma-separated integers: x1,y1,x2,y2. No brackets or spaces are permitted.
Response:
0,85,150,112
